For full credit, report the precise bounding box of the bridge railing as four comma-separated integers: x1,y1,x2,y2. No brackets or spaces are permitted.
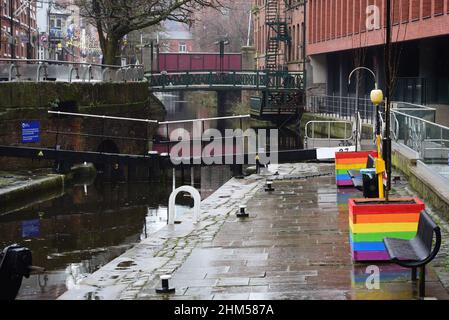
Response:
0,59,145,82
147,70,304,91
307,94,449,163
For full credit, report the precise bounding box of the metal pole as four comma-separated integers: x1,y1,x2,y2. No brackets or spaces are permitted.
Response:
303,1,307,76
27,1,31,59
159,114,250,125
247,10,252,47
385,0,392,200
0,1,2,54
150,41,154,73
48,110,158,123
355,71,360,151
166,123,169,154
9,0,14,59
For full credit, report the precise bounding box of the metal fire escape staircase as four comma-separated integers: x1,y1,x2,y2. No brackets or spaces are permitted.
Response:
265,0,290,71
253,0,304,126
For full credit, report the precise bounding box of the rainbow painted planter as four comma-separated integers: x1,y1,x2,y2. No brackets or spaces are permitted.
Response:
335,151,378,187
349,197,425,262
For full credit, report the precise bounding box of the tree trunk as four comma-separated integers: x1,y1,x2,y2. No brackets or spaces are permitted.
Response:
104,37,120,65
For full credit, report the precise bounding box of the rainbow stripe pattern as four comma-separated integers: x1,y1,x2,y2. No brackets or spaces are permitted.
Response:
349,197,424,261
335,151,378,187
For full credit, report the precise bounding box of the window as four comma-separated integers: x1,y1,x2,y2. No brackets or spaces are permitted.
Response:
179,43,187,53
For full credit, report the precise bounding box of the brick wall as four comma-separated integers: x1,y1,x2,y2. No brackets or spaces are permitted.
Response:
308,0,449,56
0,0,38,58
253,0,305,70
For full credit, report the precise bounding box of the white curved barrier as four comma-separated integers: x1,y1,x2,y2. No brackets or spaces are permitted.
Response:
168,186,201,225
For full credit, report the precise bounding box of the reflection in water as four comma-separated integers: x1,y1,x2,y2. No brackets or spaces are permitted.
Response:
2,90,299,300
154,92,302,152
337,189,415,300
351,264,414,300
0,165,232,300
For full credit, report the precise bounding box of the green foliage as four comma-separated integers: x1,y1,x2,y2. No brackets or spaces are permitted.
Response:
231,101,251,116
49,98,60,109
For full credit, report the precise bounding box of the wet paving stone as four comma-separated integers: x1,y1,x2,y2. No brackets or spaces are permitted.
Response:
140,164,449,300
63,164,449,300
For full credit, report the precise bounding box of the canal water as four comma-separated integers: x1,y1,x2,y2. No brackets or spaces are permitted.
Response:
0,166,231,300
1,91,300,300
0,91,235,300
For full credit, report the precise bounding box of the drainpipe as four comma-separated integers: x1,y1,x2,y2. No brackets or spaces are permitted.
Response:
10,0,14,59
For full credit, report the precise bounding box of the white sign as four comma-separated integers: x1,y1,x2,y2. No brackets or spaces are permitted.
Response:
317,146,356,160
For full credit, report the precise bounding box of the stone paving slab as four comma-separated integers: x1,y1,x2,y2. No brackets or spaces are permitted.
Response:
59,171,269,300
59,162,449,300
138,164,449,300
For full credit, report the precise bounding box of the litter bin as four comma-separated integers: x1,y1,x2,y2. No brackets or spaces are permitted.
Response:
360,168,379,198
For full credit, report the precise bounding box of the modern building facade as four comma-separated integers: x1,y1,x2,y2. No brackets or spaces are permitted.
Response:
253,0,449,109
0,0,38,59
307,0,449,107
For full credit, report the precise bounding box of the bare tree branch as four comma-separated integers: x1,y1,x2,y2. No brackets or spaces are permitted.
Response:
75,0,223,64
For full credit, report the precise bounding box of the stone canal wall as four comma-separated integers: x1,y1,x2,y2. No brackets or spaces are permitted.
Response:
0,82,166,170
392,143,449,222
0,173,66,214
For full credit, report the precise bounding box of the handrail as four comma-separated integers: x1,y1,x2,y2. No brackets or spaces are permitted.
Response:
305,120,354,141
159,114,250,125
0,58,143,70
8,63,19,81
1,59,144,83
48,111,158,124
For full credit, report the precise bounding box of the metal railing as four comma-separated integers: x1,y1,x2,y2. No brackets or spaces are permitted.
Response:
304,120,354,149
307,95,382,125
147,70,305,91
307,94,447,164
307,95,436,125
0,58,145,83
393,110,449,164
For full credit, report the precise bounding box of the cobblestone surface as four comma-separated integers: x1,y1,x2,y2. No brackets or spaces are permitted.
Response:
60,163,449,300
137,165,449,300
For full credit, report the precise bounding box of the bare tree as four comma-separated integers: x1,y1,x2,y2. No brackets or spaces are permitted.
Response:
75,0,223,65
190,0,251,52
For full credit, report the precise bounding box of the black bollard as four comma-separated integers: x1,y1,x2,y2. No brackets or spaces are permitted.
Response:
156,275,175,294
265,180,275,192
0,245,34,300
237,205,249,218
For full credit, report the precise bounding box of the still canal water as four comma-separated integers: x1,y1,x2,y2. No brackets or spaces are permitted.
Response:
0,91,235,300
1,91,301,300
0,167,232,300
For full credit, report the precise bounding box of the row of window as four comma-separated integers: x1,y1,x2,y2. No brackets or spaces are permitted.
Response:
288,23,305,62
308,0,449,44
2,0,37,24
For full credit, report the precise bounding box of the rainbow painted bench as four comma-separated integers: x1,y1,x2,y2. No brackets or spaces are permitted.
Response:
349,197,425,261
335,151,378,187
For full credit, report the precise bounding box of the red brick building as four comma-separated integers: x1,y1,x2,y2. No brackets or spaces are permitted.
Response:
253,0,306,71
0,0,38,59
306,0,449,106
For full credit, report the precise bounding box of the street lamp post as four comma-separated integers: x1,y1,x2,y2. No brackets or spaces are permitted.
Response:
348,66,386,199
348,67,378,152
215,39,229,73
384,0,393,201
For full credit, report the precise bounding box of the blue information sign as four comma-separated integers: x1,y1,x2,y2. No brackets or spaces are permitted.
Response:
22,219,40,238
22,121,40,143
